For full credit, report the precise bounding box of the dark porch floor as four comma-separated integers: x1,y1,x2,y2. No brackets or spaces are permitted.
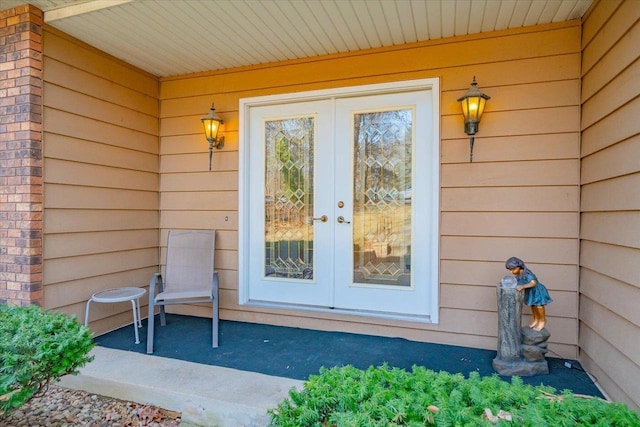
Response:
95,314,603,398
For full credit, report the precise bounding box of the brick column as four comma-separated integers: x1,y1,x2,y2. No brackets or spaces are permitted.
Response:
0,5,43,306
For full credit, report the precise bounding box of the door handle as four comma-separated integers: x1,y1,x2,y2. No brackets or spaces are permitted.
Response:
308,215,328,224
337,216,351,224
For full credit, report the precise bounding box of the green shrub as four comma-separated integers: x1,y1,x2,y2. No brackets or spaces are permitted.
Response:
0,304,95,416
268,365,640,426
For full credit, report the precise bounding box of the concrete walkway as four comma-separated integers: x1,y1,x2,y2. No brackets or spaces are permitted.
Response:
58,346,304,427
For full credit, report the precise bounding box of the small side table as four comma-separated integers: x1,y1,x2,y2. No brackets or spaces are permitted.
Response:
85,287,146,344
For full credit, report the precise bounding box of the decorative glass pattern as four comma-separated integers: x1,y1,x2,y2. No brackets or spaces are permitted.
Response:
352,109,412,287
264,117,315,280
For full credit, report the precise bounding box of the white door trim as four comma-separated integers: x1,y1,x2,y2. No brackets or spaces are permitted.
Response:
238,78,440,323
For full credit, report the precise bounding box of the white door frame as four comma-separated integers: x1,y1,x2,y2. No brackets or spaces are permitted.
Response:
238,78,440,323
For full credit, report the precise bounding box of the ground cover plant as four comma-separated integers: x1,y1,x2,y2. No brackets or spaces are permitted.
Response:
0,304,94,417
269,364,639,426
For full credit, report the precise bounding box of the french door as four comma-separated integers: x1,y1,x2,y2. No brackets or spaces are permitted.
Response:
241,80,439,321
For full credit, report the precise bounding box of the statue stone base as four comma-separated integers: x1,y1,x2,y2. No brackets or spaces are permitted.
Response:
492,357,549,376
493,326,550,376
521,327,550,362
493,285,550,377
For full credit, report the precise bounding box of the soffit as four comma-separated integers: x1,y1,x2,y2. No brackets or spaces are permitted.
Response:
4,0,593,77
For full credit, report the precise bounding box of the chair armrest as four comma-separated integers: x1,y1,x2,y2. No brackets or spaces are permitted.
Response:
149,272,163,299
212,271,219,298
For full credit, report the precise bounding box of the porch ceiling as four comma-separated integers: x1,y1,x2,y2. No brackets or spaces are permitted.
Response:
7,0,593,77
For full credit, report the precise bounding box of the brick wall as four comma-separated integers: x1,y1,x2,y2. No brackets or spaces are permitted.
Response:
0,4,43,306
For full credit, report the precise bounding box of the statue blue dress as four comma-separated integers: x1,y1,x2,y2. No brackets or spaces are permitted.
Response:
516,270,553,306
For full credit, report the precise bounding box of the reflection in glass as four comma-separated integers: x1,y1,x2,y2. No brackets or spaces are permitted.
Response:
353,109,412,287
264,117,315,280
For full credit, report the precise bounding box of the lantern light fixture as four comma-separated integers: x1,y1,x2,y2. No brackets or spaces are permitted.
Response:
457,77,490,162
201,103,225,170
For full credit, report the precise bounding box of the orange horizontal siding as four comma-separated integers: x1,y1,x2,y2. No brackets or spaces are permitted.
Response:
579,0,640,410
156,21,582,359
42,27,159,336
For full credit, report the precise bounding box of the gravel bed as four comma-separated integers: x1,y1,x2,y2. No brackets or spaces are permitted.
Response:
0,385,181,426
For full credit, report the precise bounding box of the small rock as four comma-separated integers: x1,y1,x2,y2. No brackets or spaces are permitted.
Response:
521,344,548,362
0,385,182,426
521,327,551,345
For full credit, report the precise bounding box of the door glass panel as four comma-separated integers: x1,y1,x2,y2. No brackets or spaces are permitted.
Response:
264,117,315,280
352,109,412,287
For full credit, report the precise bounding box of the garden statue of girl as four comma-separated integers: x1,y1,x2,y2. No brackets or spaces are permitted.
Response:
505,257,553,331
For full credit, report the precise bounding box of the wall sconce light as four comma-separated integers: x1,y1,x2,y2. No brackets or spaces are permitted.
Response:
457,77,490,162
201,103,225,170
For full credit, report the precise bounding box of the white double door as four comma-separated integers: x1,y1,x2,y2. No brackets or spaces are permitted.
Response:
246,87,438,319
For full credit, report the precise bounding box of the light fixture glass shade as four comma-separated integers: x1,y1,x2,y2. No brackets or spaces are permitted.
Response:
201,104,224,142
201,103,225,170
457,77,490,135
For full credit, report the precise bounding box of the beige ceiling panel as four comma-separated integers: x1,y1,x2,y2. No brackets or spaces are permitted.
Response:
2,0,594,77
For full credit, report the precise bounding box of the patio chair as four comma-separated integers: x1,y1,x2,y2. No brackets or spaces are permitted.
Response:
146,229,219,354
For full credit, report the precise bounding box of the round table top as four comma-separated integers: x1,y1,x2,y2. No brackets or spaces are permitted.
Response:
91,287,146,303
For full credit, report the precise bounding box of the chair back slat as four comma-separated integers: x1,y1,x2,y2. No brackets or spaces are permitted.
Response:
164,230,215,293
